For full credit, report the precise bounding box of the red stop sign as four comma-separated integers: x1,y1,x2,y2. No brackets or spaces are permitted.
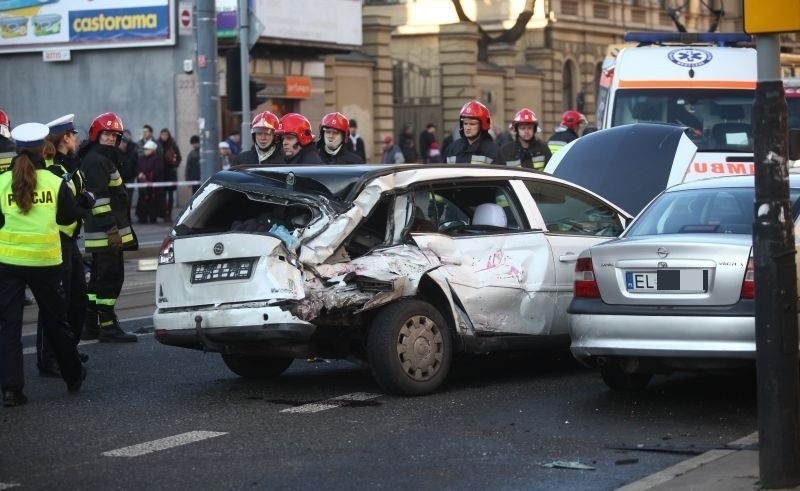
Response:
181,9,191,27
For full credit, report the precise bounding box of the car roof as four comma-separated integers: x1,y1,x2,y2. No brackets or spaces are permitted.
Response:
225,164,617,206
665,173,800,192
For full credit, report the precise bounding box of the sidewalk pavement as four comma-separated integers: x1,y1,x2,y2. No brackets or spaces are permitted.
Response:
619,432,800,491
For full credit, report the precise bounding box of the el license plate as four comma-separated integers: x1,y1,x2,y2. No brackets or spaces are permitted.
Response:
191,259,254,284
625,269,708,293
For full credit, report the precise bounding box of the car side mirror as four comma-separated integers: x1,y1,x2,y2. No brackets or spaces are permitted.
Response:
789,128,800,161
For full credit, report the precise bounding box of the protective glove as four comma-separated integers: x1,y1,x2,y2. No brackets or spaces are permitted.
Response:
107,227,122,251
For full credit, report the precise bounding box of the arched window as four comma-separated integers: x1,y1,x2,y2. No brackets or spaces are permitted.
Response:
562,60,577,110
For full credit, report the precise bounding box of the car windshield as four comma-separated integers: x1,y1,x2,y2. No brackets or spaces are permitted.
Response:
612,88,753,152
625,186,800,237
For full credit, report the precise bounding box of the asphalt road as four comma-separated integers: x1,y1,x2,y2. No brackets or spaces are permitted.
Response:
7,224,758,489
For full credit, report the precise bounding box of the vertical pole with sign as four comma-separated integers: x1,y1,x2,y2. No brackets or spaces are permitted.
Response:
745,0,800,487
238,0,252,150
196,0,220,182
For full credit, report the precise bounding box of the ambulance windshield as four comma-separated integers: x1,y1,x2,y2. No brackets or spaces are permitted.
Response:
612,89,754,152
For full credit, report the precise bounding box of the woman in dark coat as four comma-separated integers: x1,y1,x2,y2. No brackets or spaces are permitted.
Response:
158,128,181,222
135,140,164,224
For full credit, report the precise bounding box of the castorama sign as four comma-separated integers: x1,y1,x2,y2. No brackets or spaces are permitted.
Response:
0,0,174,53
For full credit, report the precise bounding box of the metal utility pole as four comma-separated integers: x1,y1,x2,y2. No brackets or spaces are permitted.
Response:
196,0,220,181
752,33,800,489
238,0,252,150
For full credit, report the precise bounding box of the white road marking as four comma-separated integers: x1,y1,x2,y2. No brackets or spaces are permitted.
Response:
102,431,227,458
281,392,382,414
22,339,98,356
0,483,20,490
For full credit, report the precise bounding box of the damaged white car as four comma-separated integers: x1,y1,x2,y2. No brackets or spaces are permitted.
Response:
153,164,630,395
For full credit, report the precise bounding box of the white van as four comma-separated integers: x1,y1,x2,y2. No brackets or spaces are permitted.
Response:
596,32,756,182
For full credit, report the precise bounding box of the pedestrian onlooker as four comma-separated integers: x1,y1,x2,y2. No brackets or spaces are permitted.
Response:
136,124,158,157
500,108,551,171
317,112,365,164
79,112,138,343
116,129,138,205
1,122,86,406
225,129,241,156
0,109,14,173
135,140,164,224
276,113,323,165
158,128,181,222
233,112,284,166
444,100,503,165
399,123,419,163
218,141,233,170
380,135,405,164
419,123,438,163
348,119,367,161
185,134,201,193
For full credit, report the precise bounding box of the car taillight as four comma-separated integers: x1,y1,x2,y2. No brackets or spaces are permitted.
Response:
574,256,600,298
740,256,754,299
158,236,174,265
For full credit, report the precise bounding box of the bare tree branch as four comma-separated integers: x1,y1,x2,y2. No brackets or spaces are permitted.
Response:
451,0,535,61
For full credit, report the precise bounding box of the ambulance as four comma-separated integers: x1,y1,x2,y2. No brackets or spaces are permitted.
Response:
596,32,756,182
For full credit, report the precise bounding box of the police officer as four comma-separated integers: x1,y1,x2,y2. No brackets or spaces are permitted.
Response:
36,115,94,376
79,112,138,343
276,113,323,165
0,109,14,173
317,112,365,164
500,108,551,171
0,122,86,406
444,100,503,165
233,111,284,165
547,109,587,155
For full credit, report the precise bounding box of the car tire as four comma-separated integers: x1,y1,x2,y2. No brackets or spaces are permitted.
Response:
600,365,652,391
367,299,452,396
221,354,293,379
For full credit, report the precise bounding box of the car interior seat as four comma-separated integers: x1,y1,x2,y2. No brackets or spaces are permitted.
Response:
472,203,507,228
711,106,750,146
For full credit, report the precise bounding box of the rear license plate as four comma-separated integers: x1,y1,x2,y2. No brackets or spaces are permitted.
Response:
625,269,708,293
191,259,255,284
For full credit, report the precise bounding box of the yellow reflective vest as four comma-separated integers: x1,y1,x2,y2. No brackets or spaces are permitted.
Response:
0,168,63,266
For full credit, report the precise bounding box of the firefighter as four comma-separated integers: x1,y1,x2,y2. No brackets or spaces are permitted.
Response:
444,100,503,165
79,112,138,343
500,108,551,171
547,109,587,155
0,122,86,406
233,111,284,166
317,112,364,164
276,113,323,165
35,115,94,375
0,109,14,173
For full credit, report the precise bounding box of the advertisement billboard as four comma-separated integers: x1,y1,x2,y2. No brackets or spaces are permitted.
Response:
0,0,174,53
253,0,362,46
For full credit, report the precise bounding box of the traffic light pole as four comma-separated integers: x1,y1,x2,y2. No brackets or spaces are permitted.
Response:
196,0,220,182
752,33,800,489
238,0,252,150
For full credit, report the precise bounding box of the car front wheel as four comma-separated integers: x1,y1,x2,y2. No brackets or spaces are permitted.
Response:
221,354,293,379
367,300,452,396
600,365,652,391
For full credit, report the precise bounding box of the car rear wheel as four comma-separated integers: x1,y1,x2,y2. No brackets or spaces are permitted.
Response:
600,365,652,391
367,300,452,396
221,354,293,379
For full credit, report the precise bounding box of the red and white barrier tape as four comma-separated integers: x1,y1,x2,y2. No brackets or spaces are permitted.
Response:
125,180,202,189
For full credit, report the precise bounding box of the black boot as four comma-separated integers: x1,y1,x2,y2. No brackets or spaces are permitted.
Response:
98,310,137,343
81,307,99,340
2,389,28,407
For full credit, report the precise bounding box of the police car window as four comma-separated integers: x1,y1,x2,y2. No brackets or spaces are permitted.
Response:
524,180,623,236
412,182,525,235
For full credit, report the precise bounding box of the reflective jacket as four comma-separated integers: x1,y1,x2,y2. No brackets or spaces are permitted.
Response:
47,151,89,238
0,136,13,173
500,139,552,171
0,164,75,266
80,143,138,252
547,128,580,155
444,133,503,165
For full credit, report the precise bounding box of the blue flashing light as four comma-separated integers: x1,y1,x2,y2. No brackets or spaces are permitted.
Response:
624,32,752,47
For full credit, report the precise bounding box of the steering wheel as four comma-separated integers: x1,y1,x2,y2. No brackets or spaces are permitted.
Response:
552,219,585,233
439,219,468,233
